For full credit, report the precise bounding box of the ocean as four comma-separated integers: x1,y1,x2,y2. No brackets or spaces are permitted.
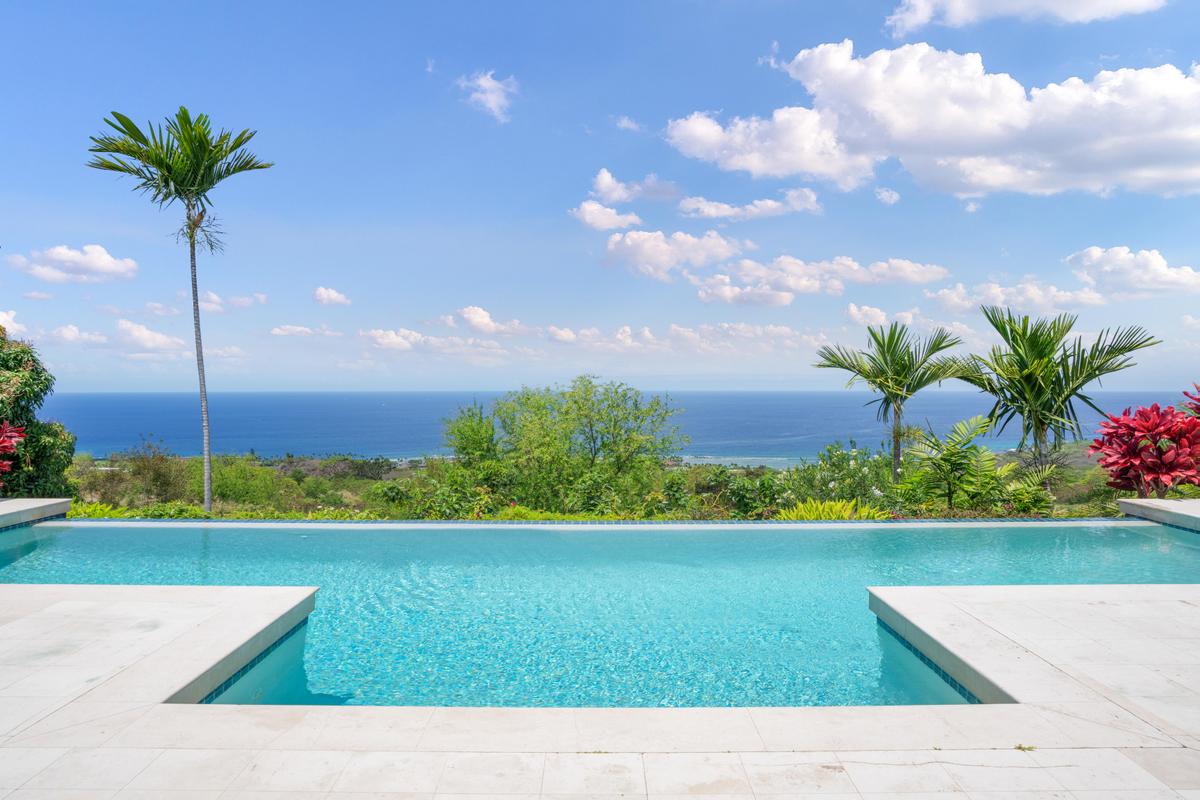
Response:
42,390,1173,466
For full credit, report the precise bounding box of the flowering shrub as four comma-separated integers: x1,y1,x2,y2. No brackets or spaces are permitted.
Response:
1090,403,1200,498
0,421,26,488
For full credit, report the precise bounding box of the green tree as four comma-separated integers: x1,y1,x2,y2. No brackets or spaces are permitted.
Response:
88,107,272,511
815,322,964,480
0,326,75,497
904,416,992,510
958,306,1159,463
442,376,685,512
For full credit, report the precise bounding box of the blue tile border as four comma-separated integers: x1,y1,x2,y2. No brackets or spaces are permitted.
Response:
199,618,309,705
877,618,982,705
0,513,66,534
60,515,1125,525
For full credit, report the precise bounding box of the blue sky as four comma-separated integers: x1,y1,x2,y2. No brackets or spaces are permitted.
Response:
2,0,1199,391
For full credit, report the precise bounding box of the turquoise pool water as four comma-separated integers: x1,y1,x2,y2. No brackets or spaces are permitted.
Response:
1,520,1197,707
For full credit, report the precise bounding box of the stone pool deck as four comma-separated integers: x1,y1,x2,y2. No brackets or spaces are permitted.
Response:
0,582,1197,798
1121,498,1200,533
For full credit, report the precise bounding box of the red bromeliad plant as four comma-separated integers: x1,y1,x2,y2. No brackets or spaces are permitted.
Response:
1184,384,1200,417
1090,402,1200,498
0,422,25,488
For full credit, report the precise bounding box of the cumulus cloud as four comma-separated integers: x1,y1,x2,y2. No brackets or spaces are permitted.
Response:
679,188,821,221
589,168,679,204
116,319,186,351
458,306,525,335
693,255,949,304
207,345,247,359
615,115,642,132
666,107,876,188
846,303,889,326
146,302,180,317
7,244,137,283
606,230,744,281
1184,314,1200,329
270,324,342,337
1068,246,1200,294
887,0,1165,36
0,311,27,334
360,328,508,363
199,291,224,313
673,39,1200,197
457,71,518,122
545,326,578,343
50,325,107,344
875,187,901,205
569,200,642,230
925,279,1105,313
314,286,352,305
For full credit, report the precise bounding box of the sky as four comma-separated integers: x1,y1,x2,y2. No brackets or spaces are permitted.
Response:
2,0,1199,392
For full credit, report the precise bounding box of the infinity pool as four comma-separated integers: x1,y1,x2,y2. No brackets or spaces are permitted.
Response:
1,520,1196,707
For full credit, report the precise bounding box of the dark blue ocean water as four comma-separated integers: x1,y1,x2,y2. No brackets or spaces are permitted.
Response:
41,390,1174,465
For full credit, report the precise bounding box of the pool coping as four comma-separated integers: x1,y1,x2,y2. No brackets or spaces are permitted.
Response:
44,516,1156,531
1,518,1199,794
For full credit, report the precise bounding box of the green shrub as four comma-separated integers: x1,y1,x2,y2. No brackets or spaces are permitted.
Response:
0,327,75,497
776,499,892,520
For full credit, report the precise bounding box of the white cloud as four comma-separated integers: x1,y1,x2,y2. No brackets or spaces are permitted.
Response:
1068,246,1200,294
875,187,901,205
314,286,352,305
199,291,224,313
569,200,642,230
228,294,266,308
270,324,342,337
116,319,186,351
846,303,889,326
615,115,642,132
589,168,679,204
207,345,247,359
146,302,180,317
679,188,821,221
360,328,508,363
0,311,27,335
458,306,525,335
22,291,52,301
7,244,137,284
50,325,107,344
545,326,578,343
887,0,1165,36
695,254,950,304
666,107,877,188
687,273,795,306
676,39,1200,197
925,279,1105,313
606,230,743,280
457,70,518,122
1183,314,1200,329
964,201,981,213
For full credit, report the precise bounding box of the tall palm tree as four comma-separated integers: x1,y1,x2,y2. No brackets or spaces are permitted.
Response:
88,108,272,511
815,322,964,480
958,306,1160,464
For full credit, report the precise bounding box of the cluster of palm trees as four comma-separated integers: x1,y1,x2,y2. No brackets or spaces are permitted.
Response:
815,307,1159,481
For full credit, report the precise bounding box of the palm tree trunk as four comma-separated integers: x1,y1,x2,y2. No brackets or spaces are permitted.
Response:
188,234,213,512
891,407,903,482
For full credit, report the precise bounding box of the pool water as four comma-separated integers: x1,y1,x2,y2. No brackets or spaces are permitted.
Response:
1,521,1197,707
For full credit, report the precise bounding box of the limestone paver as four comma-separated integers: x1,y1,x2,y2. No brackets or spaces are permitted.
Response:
0,582,1194,796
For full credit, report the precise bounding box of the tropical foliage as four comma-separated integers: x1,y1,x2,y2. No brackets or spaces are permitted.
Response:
775,498,892,521
0,327,75,497
815,322,963,479
1091,393,1200,498
957,306,1159,462
88,107,272,512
